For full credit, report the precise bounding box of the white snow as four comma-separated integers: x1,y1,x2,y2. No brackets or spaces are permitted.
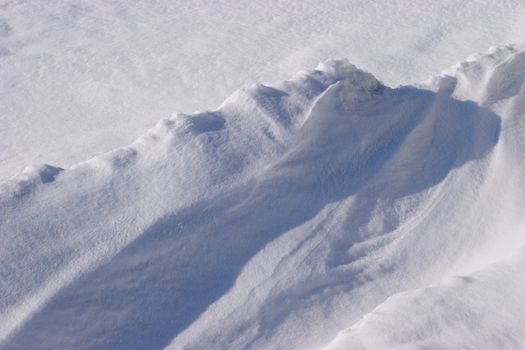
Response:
322,250,525,350
2,0,525,178
2,2,525,348
1,43,525,349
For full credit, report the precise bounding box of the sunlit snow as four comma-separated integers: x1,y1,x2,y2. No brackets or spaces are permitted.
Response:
1,2,525,350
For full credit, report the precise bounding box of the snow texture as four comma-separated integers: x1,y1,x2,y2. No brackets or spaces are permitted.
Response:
1,0,525,178
1,44,525,349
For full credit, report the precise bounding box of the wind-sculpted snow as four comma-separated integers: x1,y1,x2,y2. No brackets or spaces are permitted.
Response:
322,250,525,350
2,0,525,179
1,46,524,349
321,45,525,350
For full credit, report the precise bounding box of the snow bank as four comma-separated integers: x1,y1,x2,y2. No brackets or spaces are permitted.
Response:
2,0,525,178
1,46,525,349
321,44,525,350
0,59,375,347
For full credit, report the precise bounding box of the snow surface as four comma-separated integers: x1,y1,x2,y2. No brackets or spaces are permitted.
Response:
322,250,525,350
1,44,525,349
2,0,525,178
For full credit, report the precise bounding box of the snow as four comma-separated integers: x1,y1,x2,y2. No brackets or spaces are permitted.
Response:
322,250,525,350
1,43,525,349
2,0,525,178
2,1,525,348
0,59,360,348
320,45,525,350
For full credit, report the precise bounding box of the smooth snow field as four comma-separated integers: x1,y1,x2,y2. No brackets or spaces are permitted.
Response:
1,43,525,349
1,0,525,178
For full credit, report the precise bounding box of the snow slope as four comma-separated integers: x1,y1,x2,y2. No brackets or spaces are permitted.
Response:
1,45,525,349
2,0,525,178
321,44,525,350
322,251,525,350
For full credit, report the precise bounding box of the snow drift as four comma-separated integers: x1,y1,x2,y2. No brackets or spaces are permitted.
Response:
2,0,525,179
1,45,525,349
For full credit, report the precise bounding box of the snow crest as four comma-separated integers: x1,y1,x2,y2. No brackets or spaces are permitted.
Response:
1,47,525,349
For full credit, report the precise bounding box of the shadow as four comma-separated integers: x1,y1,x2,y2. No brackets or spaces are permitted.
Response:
5,81,501,350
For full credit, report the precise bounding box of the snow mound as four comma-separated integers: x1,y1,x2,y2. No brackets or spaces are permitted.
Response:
3,0,525,179
321,45,525,350
1,47,525,349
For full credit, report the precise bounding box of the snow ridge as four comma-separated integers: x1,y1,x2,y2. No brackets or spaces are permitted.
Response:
0,59,379,347
322,44,525,350
1,46,525,350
